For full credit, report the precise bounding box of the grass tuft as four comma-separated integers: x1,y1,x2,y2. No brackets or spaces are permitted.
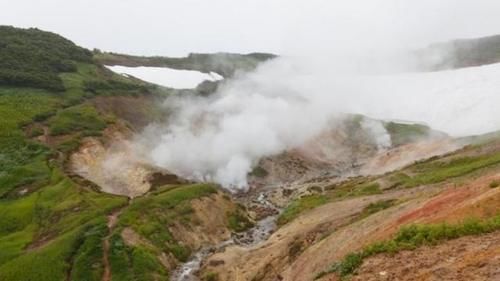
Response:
318,216,500,279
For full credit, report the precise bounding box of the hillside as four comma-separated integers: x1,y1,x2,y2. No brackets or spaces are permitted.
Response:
0,26,259,281
94,51,276,78
0,25,499,281
418,34,500,70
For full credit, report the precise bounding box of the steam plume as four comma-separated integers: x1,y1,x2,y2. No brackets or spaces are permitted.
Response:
135,2,500,190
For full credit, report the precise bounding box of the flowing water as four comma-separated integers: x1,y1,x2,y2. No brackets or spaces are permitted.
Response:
171,192,280,281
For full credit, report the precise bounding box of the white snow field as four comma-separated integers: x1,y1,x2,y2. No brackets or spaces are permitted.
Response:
105,65,223,89
352,63,500,137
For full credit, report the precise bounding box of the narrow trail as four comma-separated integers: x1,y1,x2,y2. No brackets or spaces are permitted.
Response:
102,205,125,281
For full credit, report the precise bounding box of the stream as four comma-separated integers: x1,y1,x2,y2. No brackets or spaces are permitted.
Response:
171,192,280,281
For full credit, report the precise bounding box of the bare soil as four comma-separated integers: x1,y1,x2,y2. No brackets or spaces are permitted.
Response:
351,231,500,281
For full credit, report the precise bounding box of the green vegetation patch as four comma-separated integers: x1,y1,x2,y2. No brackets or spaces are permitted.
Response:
108,234,168,281
227,209,254,232
0,168,127,281
0,26,93,91
393,153,500,188
278,195,329,226
0,88,59,197
278,181,383,226
331,182,382,199
249,166,269,178
48,103,107,136
384,122,431,146
119,184,217,262
317,215,500,279
354,199,397,222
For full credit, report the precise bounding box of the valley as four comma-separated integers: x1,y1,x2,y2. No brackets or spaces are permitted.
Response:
0,25,499,281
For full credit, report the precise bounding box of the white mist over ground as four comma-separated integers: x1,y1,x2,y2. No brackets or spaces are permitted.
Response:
140,57,500,190
105,65,223,89
132,1,500,191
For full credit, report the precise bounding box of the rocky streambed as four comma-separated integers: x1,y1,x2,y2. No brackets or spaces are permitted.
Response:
171,192,280,281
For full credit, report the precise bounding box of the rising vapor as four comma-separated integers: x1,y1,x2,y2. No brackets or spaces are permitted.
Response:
134,1,500,190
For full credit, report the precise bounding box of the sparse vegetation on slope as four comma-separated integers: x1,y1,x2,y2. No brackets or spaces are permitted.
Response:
318,215,500,279
278,195,329,226
384,122,431,146
391,152,500,188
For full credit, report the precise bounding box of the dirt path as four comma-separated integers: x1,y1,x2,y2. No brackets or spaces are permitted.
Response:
102,208,124,281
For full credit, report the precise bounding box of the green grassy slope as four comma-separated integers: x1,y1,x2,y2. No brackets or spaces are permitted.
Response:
278,138,500,226
0,26,259,281
0,25,92,91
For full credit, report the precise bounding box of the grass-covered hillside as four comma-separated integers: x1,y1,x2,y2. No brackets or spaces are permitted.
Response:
0,26,252,281
0,26,93,91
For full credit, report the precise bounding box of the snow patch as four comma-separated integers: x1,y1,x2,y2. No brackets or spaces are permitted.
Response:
105,65,223,89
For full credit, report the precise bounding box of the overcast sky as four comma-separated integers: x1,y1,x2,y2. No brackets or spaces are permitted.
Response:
2,0,500,56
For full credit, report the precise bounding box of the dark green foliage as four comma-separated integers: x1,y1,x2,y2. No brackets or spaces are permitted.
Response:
250,166,269,178
131,247,169,281
0,26,93,91
489,180,499,188
71,221,107,281
83,78,150,93
108,234,169,281
384,122,431,146
109,234,133,281
227,210,254,232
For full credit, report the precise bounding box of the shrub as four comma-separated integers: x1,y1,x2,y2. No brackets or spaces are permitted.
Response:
0,26,93,91
227,211,254,232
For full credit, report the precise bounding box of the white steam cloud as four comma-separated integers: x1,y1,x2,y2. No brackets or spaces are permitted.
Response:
136,1,500,190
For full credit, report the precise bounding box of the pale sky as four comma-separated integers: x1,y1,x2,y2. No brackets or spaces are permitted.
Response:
2,0,500,56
